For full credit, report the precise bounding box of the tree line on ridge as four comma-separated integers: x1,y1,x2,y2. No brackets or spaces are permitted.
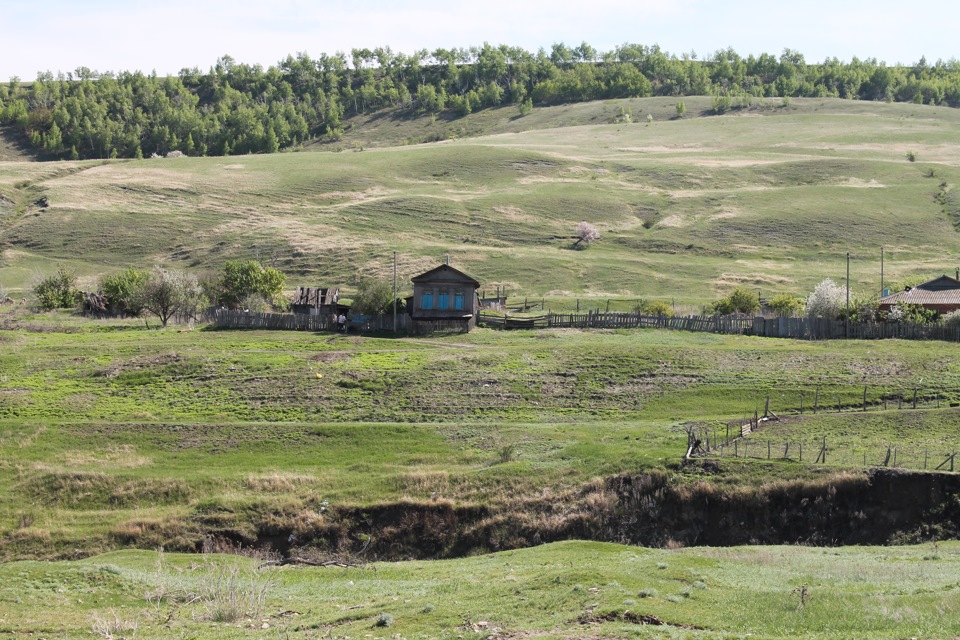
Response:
1,42,958,160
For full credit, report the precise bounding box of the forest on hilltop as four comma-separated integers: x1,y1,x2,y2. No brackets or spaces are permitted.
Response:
2,42,959,160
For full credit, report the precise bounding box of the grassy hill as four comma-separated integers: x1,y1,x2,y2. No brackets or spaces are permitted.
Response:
2,97,960,305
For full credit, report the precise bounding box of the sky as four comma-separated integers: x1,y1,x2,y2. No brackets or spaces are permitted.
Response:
1,0,957,80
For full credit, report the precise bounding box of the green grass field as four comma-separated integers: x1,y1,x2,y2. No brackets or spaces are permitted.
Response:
2,541,958,639
3,308,960,561
4,97,960,638
2,97,960,305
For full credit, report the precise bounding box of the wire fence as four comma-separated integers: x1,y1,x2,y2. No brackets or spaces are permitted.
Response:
685,391,960,473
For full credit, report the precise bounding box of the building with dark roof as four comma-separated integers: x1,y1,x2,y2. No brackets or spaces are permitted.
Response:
878,275,960,315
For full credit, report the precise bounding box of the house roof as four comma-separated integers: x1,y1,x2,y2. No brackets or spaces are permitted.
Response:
291,286,339,307
410,264,480,287
879,275,960,307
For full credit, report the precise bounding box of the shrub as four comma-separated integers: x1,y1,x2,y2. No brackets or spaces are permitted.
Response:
906,150,917,162
767,293,803,317
711,287,759,315
34,267,80,310
375,613,394,627
805,279,844,318
942,309,960,330
350,277,395,316
100,267,148,316
633,300,674,316
198,559,273,622
887,301,937,324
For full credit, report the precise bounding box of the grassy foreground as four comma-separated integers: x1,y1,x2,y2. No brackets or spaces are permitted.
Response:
3,308,960,558
1,541,958,639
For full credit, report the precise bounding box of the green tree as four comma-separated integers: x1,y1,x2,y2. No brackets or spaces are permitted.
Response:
217,260,286,309
100,267,148,316
33,267,80,310
350,277,394,315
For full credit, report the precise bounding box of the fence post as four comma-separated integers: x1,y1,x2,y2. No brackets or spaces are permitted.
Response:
863,386,867,412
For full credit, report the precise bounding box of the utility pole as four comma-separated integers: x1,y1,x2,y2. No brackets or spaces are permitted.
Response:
845,251,850,339
880,246,884,296
393,251,398,333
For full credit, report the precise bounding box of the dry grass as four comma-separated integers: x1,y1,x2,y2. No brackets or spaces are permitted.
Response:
243,472,315,493
90,609,139,639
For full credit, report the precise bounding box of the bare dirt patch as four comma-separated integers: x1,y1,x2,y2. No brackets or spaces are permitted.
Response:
840,178,885,188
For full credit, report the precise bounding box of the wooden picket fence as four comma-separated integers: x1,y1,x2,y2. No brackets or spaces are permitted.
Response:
752,317,960,341
212,309,469,335
478,311,753,333
476,310,960,343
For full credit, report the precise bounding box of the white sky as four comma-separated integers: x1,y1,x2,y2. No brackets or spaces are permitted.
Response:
1,0,957,80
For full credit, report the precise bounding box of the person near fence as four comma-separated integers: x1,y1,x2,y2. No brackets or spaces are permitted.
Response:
337,313,346,332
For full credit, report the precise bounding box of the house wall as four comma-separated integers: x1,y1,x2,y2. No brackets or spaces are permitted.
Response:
413,281,476,316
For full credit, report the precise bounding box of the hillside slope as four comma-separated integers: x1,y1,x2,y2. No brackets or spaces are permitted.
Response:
2,98,959,301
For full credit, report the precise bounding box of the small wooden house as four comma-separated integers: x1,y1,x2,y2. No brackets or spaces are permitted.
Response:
407,264,480,331
290,286,342,316
878,275,960,315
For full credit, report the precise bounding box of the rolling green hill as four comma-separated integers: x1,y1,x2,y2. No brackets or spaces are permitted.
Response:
2,97,959,306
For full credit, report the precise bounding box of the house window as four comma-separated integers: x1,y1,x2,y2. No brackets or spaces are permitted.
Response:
454,288,464,310
438,287,450,309
421,288,434,310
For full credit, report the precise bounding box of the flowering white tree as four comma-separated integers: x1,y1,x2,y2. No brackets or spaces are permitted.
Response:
573,221,600,249
141,266,202,327
805,278,844,318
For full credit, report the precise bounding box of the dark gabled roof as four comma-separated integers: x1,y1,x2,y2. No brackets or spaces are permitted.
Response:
410,264,480,287
291,286,339,307
879,275,960,306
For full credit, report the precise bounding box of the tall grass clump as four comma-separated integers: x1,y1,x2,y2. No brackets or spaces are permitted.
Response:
196,558,273,622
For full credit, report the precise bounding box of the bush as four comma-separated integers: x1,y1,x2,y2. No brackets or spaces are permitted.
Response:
100,267,148,316
350,277,395,316
711,287,759,315
942,309,960,330
767,293,803,317
887,301,937,324
633,300,674,316
375,613,394,627
34,267,80,310
805,279,844,318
